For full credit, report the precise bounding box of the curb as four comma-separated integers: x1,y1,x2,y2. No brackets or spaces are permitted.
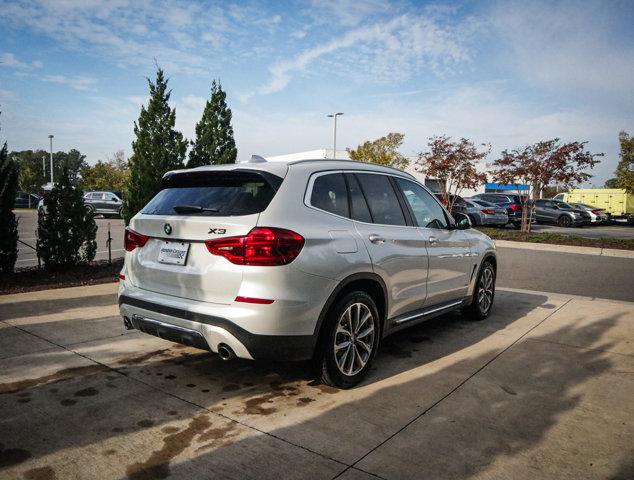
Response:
494,240,634,259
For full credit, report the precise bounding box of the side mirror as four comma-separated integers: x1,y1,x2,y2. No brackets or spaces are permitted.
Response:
454,212,472,230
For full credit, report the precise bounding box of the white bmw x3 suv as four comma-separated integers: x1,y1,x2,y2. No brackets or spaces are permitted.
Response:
119,158,497,388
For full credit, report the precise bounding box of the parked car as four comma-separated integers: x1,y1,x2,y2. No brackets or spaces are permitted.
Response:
533,199,590,227
472,193,525,228
119,158,497,388
567,202,610,224
14,192,40,209
464,198,509,227
84,191,124,218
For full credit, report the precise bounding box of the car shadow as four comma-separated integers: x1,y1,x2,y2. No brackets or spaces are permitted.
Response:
0,289,594,478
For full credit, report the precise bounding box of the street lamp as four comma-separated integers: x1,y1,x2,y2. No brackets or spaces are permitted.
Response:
326,112,344,159
48,134,54,184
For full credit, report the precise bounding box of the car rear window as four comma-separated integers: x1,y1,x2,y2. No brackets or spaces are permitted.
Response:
142,170,281,216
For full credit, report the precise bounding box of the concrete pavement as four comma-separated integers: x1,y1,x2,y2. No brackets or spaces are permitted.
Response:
1,283,632,479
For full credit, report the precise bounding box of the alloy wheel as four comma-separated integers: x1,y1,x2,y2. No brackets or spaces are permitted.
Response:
478,266,494,314
334,302,375,376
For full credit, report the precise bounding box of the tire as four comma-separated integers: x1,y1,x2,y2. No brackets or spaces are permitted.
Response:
86,204,95,216
511,221,522,229
118,206,124,218
557,215,572,227
468,214,478,227
463,260,496,321
317,291,381,389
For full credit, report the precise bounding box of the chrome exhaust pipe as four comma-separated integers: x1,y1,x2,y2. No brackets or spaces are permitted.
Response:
217,344,235,361
123,317,133,330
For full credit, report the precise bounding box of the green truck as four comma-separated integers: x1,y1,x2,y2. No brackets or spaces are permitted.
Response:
554,188,634,224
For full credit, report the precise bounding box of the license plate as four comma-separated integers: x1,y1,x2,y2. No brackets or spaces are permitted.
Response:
158,241,190,265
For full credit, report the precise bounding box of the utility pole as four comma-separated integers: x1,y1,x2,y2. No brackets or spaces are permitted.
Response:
48,134,54,184
326,113,344,159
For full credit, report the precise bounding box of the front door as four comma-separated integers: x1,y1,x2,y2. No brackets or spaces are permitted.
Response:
394,177,471,305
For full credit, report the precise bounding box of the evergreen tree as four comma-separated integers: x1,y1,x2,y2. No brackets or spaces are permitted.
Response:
613,131,634,192
123,68,187,223
0,112,19,273
187,80,237,168
37,163,97,268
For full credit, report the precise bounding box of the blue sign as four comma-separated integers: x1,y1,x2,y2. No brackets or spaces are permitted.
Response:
485,183,529,191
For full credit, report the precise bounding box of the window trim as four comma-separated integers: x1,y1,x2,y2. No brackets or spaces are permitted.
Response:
304,169,453,229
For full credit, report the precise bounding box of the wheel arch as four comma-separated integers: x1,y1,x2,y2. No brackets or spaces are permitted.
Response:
312,273,388,358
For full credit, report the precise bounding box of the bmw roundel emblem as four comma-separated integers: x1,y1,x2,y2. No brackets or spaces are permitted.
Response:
164,223,172,235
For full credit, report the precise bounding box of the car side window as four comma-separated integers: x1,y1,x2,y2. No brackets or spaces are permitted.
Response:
345,173,372,223
394,177,447,229
104,193,116,201
310,173,349,218
355,173,406,226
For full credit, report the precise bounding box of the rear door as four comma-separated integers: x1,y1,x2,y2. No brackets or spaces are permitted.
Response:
394,178,471,305
349,172,429,317
127,170,280,304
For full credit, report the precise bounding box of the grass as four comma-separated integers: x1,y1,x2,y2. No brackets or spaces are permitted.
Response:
477,227,634,251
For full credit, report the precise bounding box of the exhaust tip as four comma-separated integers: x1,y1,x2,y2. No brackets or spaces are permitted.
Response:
123,317,133,330
217,344,235,361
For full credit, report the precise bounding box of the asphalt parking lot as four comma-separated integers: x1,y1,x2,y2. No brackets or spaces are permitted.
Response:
1,283,633,479
13,209,634,268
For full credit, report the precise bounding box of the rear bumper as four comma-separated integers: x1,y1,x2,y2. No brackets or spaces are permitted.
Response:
118,282,325,361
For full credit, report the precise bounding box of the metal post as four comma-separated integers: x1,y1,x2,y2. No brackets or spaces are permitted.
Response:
327,112,343,159
48,134,54,184
107,222,112,265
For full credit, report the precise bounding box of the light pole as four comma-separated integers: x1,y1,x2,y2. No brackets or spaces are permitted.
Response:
48,134,54,184
42,155,46,180
327,112,343,159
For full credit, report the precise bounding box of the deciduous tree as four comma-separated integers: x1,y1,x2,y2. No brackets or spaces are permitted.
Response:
612,131,634,192
416,135,489,212
492,139,602,232
80,151,129,192
348,133,409,170
188,80,237,167
123,67,187,223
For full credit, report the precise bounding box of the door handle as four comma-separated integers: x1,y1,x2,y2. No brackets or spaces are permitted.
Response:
428,236,439,245
368,234,386,244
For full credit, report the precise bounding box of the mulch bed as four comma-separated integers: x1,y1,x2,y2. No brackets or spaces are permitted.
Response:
1,258,123,295
478,228,634,251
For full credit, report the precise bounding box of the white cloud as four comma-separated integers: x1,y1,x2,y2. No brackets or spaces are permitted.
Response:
0,52,42,70
242,13,472,101
42,74,98,91
307,0,389,27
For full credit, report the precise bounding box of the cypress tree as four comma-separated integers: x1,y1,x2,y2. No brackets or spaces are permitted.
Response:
123,68,187,223
37,163,97,268
187,80,237,168
0,112,19,273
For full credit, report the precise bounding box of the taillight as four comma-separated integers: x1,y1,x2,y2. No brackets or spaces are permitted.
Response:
481,209,495,215
509,204,520,211
592,210,600,214
124,227,149,252
205,227,304,266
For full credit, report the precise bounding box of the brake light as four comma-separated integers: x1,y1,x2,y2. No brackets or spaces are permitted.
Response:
591,210,600,214
124,228,149,252
509,204,520,211
205,227,304,266
481,209,495,215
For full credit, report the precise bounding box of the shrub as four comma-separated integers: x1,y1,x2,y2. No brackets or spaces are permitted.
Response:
37,164,97,268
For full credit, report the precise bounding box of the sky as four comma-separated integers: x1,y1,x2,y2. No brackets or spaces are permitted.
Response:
0,0,633,185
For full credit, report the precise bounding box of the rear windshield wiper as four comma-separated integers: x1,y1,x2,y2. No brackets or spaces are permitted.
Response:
172,204,220,214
